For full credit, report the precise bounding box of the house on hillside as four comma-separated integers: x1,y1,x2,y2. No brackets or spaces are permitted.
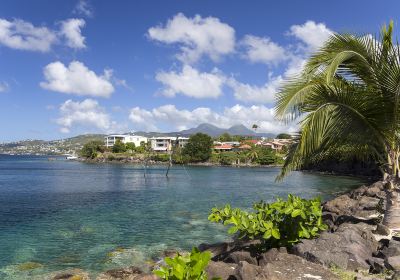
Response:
213,144,233,152
149,137,189,152
104,134,148,148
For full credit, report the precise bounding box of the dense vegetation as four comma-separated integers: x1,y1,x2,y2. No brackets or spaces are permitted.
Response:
208,195,327,248
182,133,213,162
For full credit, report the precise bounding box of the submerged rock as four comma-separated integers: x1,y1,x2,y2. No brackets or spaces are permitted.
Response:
96,266,142,280
51,269,90,280
17,261,43,271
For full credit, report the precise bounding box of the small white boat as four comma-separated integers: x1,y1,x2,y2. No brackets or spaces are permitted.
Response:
66,155,78,160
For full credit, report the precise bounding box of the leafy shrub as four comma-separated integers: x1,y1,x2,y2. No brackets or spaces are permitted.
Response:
256,148,278,165
208,195,327,247
112,140,127,153
151,153,170,162
154,247,220,280
80,140,105,159
218,152,237,165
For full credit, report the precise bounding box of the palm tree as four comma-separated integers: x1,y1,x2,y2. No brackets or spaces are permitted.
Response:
275,21,400,230
247,149,259,164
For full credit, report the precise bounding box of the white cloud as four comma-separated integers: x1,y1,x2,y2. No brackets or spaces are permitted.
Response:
40,61,114,97
241,35,287,65
60,18,86,49
56,99,111,133
156,65,225,98
73,0,93,18
129,104,296,134
0,82,9,92
289,20,333,51
0,18,57,52
148,13,235,63
227,75,283,104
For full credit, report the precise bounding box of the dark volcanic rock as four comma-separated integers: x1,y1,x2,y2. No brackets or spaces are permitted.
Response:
206,261,237,280
260,252,339,280
235,261,265,280
374,224,391,236
323,194,358,215
385,256,400,271
292,223,379,270
199,242,234,258
367,257,385,273
381,239,400,258
224,250,258,265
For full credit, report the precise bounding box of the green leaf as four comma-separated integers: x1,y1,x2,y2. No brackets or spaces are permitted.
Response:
291,209,302,217
271,228,281,239
228,226,238,235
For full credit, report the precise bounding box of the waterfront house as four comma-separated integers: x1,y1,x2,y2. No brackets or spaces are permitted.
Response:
213,144,233,152
104,134,148,148
149,137,189,152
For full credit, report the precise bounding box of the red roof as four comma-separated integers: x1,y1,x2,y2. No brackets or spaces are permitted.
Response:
214,144,233,149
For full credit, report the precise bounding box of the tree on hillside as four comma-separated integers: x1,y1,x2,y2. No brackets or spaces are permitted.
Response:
275,21,400,229
80,140,105,159
112,140,127,153
182,133,213,162
276,133,292,139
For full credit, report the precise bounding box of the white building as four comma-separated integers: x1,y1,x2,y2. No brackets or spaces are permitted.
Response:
149,137,189,152
104,134,148,148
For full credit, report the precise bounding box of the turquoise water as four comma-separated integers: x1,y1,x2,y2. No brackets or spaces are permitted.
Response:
0,155,364,279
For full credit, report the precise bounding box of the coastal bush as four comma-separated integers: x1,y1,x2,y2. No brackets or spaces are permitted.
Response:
218,152,237,165
154,247,220,280
151,153,170,162
112,140,127,153
255,148,278,165
80,140,105,159
208,195,327,247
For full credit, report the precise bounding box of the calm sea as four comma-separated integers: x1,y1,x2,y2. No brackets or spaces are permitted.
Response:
0,155,364,279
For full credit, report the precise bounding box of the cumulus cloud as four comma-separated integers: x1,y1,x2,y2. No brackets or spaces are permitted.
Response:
0,18,57,52
227,76,283,104
241,35,287,65
289,20,333,51
156,65,225,98
56,99,112,133
73,0,93,18
40,61,114,97
129,104,296,134
59,18,86,49
0,82,9,93
148,13,235,63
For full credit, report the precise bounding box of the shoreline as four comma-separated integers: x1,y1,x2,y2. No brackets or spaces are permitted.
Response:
41,179,397,280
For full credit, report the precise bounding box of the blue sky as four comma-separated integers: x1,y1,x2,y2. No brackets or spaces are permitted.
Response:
0,0,399,141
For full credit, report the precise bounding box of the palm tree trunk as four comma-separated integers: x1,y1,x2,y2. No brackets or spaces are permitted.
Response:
383,151,400,231
383,186,400,231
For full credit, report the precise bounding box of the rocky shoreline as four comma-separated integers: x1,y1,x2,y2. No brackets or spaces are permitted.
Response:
44,180,400,280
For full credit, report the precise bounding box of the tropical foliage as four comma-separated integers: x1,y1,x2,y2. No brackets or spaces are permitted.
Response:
275,21,400,228
80,140,106,159
153,247,220,280
182,133,213,162
208,195,326,247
